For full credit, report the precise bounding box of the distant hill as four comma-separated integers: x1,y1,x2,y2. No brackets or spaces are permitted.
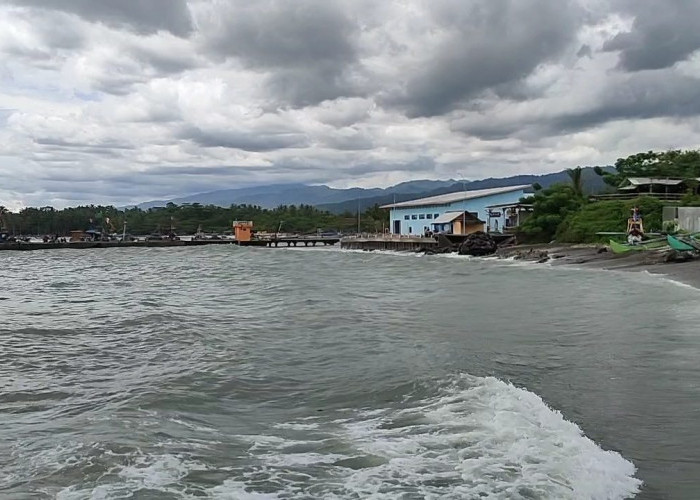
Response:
135,167,613,212
317,166,613,214
135,179,457,210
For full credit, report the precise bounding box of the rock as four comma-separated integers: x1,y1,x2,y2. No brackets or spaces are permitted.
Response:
436,234,454,249
664,250,695,263
458,231,498,256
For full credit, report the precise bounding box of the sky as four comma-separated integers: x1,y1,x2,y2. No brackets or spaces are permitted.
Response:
1,0,700,209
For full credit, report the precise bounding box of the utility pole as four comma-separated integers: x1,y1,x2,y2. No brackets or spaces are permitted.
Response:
357,198,361,234
458,172,467,235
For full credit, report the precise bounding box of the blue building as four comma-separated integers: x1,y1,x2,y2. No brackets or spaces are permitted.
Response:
382,185,531,235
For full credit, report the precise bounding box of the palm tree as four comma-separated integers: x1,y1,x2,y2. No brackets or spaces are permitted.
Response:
567,166,584,198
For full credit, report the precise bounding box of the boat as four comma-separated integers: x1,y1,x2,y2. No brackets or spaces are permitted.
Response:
667,234,699,252
609,238,668,254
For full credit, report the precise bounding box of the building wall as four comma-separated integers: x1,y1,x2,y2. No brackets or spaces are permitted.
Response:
487,209,529,232
677,207,700,233
453,220,485,235
389,189,528,235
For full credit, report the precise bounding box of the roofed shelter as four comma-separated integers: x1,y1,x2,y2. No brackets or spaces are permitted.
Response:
485,202,533,233
619,177,691,195
591,177,700,201
431,211,485,235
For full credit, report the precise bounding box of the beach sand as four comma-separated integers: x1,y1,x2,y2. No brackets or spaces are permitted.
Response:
496,243,700,289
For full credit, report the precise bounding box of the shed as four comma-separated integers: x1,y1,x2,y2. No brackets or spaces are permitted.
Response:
431,211,484,235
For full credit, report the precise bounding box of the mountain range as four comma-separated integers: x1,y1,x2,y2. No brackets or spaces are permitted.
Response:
135,167,613,213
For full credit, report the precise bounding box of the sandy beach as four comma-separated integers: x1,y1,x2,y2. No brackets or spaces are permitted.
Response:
496,242,700,289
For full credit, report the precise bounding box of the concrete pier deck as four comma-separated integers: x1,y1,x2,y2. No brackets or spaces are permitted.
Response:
340,235,437,252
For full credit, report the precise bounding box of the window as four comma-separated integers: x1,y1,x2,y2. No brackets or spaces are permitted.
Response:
426,214,432,219
404,215,409,220
434,214,439,219
411,215,417,220
419,214,425,219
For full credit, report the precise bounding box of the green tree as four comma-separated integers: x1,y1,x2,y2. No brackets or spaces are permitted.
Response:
567,166,584,198
518,184,585,242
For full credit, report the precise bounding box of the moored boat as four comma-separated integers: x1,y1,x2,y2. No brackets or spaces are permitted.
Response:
667,234,699,252
609,238,668,254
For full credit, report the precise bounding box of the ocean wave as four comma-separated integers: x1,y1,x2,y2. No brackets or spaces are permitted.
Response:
41,375,642,499
208,375,641,499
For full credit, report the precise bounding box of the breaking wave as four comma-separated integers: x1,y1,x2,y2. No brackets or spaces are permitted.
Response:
55,375,640,499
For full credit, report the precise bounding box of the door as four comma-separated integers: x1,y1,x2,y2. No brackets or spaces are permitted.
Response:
393,220,401,234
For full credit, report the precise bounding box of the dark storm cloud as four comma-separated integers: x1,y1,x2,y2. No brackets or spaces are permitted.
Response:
455,71,700,142
1,0,193,37
552,73,700,132
383,0,583,117
603,0,700,71
182,127,309,152
204,1,360,106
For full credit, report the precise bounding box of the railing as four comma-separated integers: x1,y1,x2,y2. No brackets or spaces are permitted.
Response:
341,233,435,240
589,193,684,201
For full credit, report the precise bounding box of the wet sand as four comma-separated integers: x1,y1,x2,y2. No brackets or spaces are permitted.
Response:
496,243,700,289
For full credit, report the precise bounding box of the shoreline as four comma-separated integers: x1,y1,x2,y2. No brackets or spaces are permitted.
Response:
495,242,700,290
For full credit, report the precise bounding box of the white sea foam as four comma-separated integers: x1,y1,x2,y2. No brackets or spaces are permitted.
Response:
272,421,321,431
208,375,641,499
334,375,641,499
52,375,642,499
57,453,208,499
641,270,700,291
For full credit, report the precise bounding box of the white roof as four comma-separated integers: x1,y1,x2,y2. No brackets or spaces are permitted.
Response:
485,202,534,209
432,211,467,224
381,184,531,209
623,177,685,187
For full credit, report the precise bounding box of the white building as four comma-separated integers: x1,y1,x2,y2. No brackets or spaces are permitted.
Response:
381,185,532,235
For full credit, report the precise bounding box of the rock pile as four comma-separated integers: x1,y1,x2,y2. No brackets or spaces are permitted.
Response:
458,231,498,256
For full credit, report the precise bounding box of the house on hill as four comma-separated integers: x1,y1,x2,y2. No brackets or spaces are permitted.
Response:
381,185,531,235
592,177,699,201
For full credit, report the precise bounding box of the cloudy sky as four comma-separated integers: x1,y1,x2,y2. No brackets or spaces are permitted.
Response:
1,0,700,208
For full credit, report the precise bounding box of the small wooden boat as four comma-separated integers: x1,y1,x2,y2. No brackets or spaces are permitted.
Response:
609,238,668,254
667,235,699,252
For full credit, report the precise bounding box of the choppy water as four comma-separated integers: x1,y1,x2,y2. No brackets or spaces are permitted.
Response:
2,246,700,499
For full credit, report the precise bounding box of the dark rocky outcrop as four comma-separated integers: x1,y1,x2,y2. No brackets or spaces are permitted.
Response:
458,231,498,256
664,249,696,263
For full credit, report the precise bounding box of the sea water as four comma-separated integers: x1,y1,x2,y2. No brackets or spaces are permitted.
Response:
2,245,700,499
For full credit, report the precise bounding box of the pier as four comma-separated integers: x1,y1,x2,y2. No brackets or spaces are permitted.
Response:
0,237,340,252
341,235,438,252
261,236,340,247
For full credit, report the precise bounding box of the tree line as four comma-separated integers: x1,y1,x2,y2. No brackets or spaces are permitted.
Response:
0,202,390,237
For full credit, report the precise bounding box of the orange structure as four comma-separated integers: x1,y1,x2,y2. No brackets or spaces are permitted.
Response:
233,221,253,242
